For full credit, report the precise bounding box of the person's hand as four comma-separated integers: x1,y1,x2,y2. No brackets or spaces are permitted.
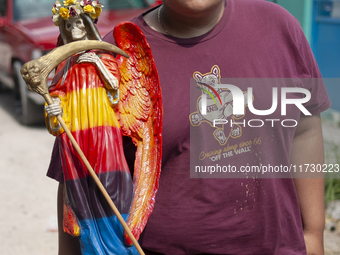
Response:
45,97,62,116
304,230,324,255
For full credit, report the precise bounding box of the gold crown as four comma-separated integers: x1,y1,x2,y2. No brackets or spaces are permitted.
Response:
52,0,103,26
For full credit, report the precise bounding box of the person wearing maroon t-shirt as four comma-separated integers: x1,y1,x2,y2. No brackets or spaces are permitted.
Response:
49,0,330,254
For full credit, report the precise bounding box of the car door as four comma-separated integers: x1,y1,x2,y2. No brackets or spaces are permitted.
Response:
0,0,13,84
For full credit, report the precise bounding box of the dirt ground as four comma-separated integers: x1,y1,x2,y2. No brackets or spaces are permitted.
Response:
0,90,339,254
0,92,58,254
322,122,340,255
325,230,340,255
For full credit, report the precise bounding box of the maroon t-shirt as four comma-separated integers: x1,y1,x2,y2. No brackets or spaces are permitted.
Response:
48,0,331,254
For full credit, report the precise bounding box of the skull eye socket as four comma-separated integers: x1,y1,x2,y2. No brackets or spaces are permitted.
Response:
65,18,84,31
66,22,72,29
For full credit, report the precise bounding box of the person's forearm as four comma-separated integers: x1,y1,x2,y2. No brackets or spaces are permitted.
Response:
294,179,325,233
291,114,325,255
294,178,324,255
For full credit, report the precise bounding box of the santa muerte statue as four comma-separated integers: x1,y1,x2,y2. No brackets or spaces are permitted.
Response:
21,1,162,254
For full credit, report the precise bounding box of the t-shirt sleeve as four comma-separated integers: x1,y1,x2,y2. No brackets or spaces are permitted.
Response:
47,138,64,183
102,16,139,45
297,29,331,114
302,77,331,115
103,29,115,45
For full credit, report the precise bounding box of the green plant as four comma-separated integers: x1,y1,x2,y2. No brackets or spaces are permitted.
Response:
325,177,340,206
324,142,340,206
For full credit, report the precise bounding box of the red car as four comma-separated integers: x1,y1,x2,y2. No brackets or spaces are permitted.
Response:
0,0,159,125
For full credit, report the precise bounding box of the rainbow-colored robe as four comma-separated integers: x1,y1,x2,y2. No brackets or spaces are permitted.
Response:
46,50,138,255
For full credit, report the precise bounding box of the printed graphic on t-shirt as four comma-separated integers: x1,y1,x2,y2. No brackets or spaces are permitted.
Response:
190,65,249,146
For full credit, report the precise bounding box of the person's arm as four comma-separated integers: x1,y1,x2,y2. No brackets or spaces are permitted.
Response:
291,114,325,255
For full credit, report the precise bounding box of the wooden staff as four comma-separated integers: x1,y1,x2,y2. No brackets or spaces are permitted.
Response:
21,41,145,255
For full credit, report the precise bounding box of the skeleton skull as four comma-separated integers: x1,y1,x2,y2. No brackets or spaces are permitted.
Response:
214,129,226,144
65,17,88,42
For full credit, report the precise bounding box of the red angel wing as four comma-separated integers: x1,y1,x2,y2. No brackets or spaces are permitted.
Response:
113,22,163,245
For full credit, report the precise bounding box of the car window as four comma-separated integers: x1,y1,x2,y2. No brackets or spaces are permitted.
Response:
0,0,7,17
12,0,150,21
13,0,51,21
101,0,148,9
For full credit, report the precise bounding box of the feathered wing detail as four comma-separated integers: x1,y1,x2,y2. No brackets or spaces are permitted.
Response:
113,22,163,246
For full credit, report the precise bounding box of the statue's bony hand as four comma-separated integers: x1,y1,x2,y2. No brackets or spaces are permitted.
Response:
106,75,119,91
77,52,100,65
78,52,119,91
45,97,62,116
